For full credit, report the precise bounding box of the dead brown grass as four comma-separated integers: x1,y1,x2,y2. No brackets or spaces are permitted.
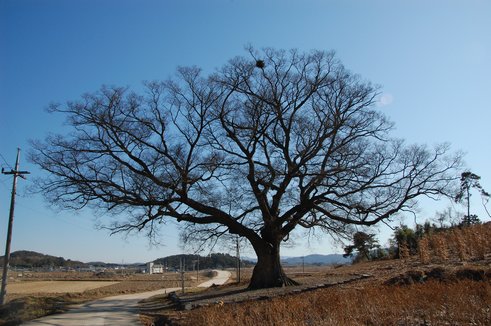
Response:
420,223,491,263
178,280,491,325
0,296,68,326
7,281,119,294
145,224,491,326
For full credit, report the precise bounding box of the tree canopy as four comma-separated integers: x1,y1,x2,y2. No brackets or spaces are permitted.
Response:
455,171,490,225
343,231,379,262
30,47,463,288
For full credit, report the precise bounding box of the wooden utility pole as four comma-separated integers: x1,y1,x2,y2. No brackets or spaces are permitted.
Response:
236,236,241,283
0,148,30,305
196,255,199,282
180,256,185,293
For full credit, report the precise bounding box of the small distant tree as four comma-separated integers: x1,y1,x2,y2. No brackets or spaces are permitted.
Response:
415,221,436,238
434,206,462,228
343,231,379,262
455,171,489,226
393,225,419,257
460,214,481,226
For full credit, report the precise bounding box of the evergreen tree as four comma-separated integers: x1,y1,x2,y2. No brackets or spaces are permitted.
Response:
455,171,489,226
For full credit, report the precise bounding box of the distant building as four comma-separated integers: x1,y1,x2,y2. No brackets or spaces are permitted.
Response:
147,262,164,274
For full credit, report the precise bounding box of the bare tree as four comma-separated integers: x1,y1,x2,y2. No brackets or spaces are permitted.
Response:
434,206,462,228
30,48,463,289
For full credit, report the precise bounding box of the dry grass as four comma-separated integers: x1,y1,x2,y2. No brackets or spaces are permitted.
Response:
0,296,69,326
419,223,491,263
7,281,119,294
148,224,491,326
178,280,491,325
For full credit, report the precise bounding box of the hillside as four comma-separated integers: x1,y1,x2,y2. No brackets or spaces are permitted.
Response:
153,253,254,270
0,250,87,269
1,250,347,270
281,254,351,265
0,250,255,270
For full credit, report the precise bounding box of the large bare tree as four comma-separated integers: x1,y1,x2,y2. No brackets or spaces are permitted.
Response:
30,48,462,289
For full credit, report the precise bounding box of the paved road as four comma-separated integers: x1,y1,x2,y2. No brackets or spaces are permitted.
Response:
22,270,231,326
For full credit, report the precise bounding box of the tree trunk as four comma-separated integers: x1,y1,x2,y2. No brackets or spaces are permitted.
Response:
248,242,299,289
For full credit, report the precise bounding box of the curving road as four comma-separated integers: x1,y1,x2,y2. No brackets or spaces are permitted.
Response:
22,270,231,326
197,270,231,288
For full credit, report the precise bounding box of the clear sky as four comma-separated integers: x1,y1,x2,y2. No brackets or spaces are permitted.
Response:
0,0,490,263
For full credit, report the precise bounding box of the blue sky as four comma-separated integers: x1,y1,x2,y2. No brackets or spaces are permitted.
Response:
0,0,490,263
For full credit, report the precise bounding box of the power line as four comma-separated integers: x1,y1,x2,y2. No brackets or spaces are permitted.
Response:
0,178,9,191
0,153,12,170
14,200,95,232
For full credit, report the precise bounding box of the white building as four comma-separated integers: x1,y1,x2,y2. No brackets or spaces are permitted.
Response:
147,262,164,274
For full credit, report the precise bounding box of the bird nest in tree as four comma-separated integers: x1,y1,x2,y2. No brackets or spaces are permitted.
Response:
255,60,265,68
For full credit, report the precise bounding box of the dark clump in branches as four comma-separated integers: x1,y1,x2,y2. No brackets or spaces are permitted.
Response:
255,59,265,68
30,47,463,289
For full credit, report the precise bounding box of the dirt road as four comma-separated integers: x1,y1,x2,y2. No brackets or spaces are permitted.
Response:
197,270,232,288
22,270,231,326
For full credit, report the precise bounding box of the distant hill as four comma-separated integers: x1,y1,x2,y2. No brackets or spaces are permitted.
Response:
1,251,254,270
0,250,88,269
152,253,255,270
281,254,351,266
1,250,348,270
233,254,351,266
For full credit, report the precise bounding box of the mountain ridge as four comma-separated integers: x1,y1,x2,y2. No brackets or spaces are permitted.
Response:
240,253,351,265
1,250,350,268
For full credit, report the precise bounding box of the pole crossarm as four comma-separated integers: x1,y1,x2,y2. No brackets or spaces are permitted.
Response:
1,168,30,176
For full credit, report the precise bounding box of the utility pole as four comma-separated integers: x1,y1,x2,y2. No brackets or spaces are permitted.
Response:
0,148,30,305
196,255,199,282
236,236,241,283
180,256,185,293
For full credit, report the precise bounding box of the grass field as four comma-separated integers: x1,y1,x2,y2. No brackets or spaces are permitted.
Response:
179,279,490,325
7,281,120,294
142,224,491,326
142,260,490,326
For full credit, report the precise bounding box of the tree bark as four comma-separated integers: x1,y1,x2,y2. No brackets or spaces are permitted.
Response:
248,242,299,289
